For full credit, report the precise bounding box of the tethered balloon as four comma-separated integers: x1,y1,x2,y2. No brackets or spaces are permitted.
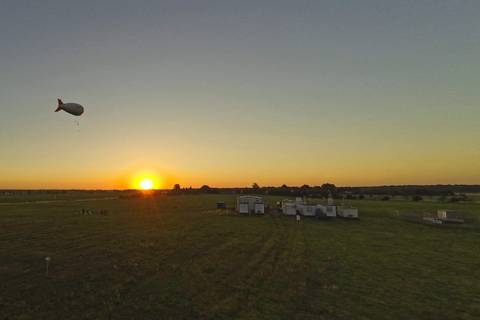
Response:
54,98,84,116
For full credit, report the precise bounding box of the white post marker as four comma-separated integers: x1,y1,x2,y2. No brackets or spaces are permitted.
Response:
45,256,51,276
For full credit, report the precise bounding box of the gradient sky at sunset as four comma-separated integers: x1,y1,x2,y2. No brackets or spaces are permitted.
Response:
1,0,479,189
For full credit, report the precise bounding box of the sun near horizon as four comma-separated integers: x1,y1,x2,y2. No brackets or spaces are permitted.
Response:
129,171,163,191
139,178,153,190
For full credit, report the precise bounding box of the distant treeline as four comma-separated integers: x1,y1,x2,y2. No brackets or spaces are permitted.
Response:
339,185,480,196
2,184,479,200
161,183,480,200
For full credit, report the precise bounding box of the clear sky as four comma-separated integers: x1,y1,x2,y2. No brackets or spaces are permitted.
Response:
1,0,479,189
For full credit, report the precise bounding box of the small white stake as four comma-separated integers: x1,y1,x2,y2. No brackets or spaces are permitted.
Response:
45,256,51,277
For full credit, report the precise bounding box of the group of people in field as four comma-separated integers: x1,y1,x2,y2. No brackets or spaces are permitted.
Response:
79,208,108,216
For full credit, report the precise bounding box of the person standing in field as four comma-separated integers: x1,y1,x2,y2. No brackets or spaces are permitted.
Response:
296,210,301,223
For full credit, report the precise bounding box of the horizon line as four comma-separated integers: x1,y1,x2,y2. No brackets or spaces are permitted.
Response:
1,183,480,191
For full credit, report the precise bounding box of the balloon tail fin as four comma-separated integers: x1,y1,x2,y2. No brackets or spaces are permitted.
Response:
55,98,63,112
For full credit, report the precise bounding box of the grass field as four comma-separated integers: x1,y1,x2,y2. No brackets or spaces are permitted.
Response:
0,191,118,204
1,194,480,319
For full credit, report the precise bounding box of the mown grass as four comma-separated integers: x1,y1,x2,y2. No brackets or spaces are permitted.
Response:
1,194,479,319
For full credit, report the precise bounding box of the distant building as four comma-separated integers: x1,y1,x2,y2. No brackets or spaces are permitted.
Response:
327,195,335,206
295,197,304,204
236,196,264,214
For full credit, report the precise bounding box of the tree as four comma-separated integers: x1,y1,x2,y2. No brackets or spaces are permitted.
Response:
320,183,337,198
412,195,423,202
200,185,212,193
173,184,181,191
300,184,310,196
321,183,336,192
252,182,260,189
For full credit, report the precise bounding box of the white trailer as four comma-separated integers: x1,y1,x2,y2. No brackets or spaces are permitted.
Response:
254,203,265,214
236,196,264,214
238,202,249,214
282,199,337,218
338,207,359,219
316,205,336,218
325,205,337,217
282,201,297,215
437,210,463,223
297,204,317,217
437,210,456,220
